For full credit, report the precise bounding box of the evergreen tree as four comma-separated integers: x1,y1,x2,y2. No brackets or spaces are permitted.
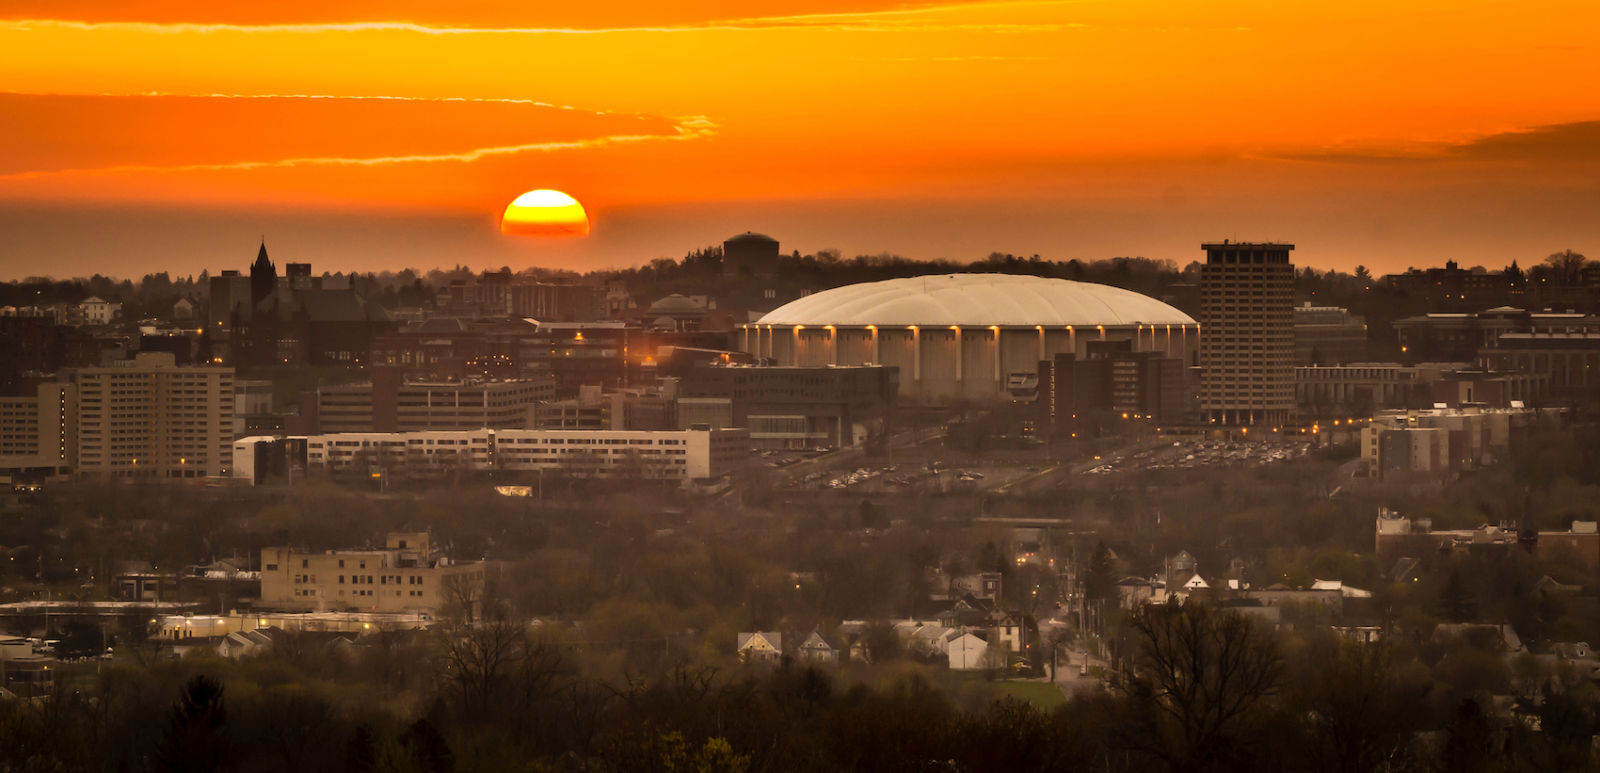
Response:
153,675,232,773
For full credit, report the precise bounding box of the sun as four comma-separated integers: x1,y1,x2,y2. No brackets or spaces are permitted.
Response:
500,189,590,237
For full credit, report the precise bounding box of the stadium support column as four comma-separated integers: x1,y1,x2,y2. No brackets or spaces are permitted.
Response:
910,326,921,383
868,325,879,365
990,326,1001,381
826,325,837,365
1036,325,1046,363
951,326,963,383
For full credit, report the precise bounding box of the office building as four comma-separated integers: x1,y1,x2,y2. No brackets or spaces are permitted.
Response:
1199,241,1296,426
1036,343,1191,436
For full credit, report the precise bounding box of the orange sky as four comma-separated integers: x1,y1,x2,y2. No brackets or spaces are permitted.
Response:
1,0,1597,278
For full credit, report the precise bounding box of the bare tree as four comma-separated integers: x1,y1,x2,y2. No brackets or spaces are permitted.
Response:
1115,600,1283,772
1544,249,1590,284
437,573,563,723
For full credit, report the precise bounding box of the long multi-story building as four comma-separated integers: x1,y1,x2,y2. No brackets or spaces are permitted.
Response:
74,352,234,479
1199,241,1296,427
259,532,485,613
295,371,554,434
234,426,748,483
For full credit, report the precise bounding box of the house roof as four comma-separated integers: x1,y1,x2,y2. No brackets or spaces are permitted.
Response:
737,631,783,651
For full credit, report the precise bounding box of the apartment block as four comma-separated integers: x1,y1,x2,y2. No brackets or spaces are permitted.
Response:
75,352,234,478
0,381,76,476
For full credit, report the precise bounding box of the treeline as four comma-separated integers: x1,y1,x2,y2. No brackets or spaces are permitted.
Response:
7,600,1599,772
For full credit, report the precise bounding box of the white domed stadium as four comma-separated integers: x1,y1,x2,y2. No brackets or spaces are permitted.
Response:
741,274,1198,400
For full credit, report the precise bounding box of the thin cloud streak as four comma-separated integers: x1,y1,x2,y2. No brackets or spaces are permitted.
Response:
0,90,633,116
1271,121,1600,166
0,6,1074,35
0,117,717,181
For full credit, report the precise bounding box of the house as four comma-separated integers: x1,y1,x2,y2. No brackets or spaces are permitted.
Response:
737,631,784,664
947,631,990,671
78,297,120,326
938,594,995,627
991,611,1025,653
173,297,196,320
217,629,277,659
795,630,838,664
893,621,955,659
1117,576,1157,609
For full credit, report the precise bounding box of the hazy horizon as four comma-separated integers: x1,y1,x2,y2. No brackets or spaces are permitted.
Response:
2,1,1597,281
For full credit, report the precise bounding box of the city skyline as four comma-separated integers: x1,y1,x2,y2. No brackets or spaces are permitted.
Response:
2,0,1598,278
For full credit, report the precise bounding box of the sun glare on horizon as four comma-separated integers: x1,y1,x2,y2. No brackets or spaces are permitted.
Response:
500,189,589,237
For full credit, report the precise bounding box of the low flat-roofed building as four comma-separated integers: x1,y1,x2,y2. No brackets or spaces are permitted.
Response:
1375,510,1600,579
1360,406,1533,477
1293,303,1368,365
674,363,897,449
260,532,485,614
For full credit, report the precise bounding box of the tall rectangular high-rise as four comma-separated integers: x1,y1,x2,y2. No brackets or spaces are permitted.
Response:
1199,241,1295,427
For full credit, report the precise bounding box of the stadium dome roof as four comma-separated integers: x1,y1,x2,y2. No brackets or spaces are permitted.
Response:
647,293,705,316
724,231,778,244
757,274,1195,328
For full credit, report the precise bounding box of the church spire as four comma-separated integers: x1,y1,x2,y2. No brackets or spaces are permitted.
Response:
250,239,276,308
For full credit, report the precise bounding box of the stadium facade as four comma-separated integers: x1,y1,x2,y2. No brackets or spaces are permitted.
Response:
740,274,1198,401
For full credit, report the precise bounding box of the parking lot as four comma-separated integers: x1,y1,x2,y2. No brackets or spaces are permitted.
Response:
1081,438,1309,475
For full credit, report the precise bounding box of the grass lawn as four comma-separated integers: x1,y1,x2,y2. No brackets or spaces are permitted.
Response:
991,679,1068,709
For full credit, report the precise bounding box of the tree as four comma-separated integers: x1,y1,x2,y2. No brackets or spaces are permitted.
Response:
153,675,232,773
1544,249,1589,284
1504,260,1526,287
860,620,902,663
1441,697,1495,773
399,718,455,773
1115,601,1283,772
1288,637,1428,773
1436,569,1477,623
438,580,563,722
